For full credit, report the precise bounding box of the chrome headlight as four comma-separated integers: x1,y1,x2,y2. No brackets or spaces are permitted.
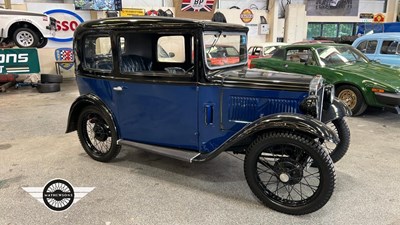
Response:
300,96,319,118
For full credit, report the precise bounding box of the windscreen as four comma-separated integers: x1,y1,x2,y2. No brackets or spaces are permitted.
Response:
203,32,247,69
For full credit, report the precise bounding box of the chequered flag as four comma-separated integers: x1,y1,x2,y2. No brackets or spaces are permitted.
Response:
56,49,73,61
181,0,215,12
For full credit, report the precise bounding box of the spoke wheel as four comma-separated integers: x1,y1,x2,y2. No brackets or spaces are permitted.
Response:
244,131,335,215
336,85,367,116
322,118,350,163
77,106,120,162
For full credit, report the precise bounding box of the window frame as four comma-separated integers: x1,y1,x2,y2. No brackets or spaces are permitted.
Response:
82,34,114,74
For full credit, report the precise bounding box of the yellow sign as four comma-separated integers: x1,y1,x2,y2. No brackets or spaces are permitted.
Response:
373,13,385,23
121,8,145,17
240,9,254,23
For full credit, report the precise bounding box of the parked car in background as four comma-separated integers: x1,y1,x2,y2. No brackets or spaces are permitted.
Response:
205,45,240,66
67,17,350,215
251,43,400,116
0,8,56,48
352,33,400,67
248,42,288,60
247,42,288,67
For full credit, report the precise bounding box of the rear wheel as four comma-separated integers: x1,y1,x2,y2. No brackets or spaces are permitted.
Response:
37,37,48,48
336,85,367,116
244,131,335,215
323,118,350,163
77,106,121,162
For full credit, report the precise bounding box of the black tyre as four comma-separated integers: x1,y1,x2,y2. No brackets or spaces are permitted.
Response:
323,118,350,163
13,27,39,48
244,131,335,215
77,106,121,162
41,74,63,83
336,85,367,116
37,37,48,48
36,82,60,93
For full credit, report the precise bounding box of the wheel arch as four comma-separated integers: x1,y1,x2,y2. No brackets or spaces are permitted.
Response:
66,94,119,137
334,81,374,105
8,22,44,39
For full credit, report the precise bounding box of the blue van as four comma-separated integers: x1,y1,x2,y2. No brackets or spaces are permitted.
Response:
352,33,400,67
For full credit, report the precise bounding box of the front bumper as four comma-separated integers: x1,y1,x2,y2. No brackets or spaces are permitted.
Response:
375,92,400,114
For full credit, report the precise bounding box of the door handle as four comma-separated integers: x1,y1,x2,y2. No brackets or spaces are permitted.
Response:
204,104,214,125
113,86,124,91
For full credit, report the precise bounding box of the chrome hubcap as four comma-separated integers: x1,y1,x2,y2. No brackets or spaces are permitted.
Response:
338,89,357,109
16,31,34,46
279,173,290,183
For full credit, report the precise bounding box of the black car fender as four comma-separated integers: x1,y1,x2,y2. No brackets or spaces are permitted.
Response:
65,94,118,134
321,98,352,123
193,113,339,162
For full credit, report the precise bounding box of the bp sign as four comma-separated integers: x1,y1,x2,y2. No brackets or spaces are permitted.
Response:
0,48,40,74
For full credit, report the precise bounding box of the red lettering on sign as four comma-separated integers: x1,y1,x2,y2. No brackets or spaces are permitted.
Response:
56,20,79,31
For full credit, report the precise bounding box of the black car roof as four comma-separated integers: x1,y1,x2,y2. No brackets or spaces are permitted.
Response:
75,16,249,34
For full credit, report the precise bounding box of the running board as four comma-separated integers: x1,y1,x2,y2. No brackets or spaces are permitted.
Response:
117,139,201,163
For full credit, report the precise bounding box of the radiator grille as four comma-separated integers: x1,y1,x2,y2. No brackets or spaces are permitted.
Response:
228,96,300,122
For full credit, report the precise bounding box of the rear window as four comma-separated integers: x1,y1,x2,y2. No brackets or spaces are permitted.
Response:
380,40,399,55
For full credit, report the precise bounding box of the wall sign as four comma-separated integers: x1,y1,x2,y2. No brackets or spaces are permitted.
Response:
27,3,91,48
181,0,215,12
240,9,254,23
121,8,145,16
174,0,218,20
373,13,385,23
45,9,84,42
0,49,40,74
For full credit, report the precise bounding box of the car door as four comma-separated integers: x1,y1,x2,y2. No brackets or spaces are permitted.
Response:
113,34,199,150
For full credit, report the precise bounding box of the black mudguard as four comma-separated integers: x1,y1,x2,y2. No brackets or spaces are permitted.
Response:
321,98,352,123
193,113,339,162
65,94,116,133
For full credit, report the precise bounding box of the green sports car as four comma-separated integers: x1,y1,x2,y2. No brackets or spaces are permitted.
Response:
250,43,400,115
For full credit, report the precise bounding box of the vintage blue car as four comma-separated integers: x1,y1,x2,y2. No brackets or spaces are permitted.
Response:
66,17,350,215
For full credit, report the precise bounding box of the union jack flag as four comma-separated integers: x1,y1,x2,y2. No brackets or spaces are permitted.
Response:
181,0,215,12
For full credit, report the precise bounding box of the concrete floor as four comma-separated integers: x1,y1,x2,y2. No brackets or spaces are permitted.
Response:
1,79,400,225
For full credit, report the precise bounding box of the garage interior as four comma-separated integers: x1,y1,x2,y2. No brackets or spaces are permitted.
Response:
1,0,400,224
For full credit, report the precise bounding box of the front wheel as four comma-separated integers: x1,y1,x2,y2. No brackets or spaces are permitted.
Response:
336,85,367,116
323,118,350,163
244,131,335,215
13,28,39,48
77,106,121,162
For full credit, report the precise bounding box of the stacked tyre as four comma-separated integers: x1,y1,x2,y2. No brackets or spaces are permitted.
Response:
37,74,62,93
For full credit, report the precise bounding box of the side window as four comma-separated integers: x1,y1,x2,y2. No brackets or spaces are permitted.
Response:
381,40,399,54
83,35,112,72
356,40,367,52
158,36,185,63
286,49,313,64
357,40,377,54
366,40,377,54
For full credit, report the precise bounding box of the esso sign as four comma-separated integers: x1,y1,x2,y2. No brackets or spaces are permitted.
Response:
57,20,79,32
44,9,84,42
